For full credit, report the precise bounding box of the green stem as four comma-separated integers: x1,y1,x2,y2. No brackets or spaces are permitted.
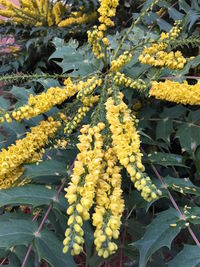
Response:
113,0,160,59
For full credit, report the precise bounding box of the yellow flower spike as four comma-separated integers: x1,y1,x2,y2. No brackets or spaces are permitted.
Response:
6,78,77,123
64,106,90,134
150,80,200,105
98,0,119,31
58,11,97,28
139,21,186,70
0,118,60,188
88,27,104,59
114,72,147,91
0,0,96,27
110,51,132,72
93,147,124,257
52,1,63,25
138,44,186,69
105,93,162,202
63,123,105,256
77,77,102,100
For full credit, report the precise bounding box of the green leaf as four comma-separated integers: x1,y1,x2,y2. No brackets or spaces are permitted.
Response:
50,38,95,75
83,221,94,265
34,229,76,267
36,78,60,89
163,176,200,196
180,55,200,76
0,219,38,248
0,96,10,109
0,185,67,211
10,86,35,107
168,7,184,20
179,0,191,12
168,245,200,267
22,159,67,183
0,121,26,149
48,209,67,238
156,117,173,143
156,106,186,143
132,208,182,267
176,120,200,155
146,152,185,167
10,245,35,267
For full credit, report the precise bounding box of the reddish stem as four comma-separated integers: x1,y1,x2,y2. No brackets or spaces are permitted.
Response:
142,148,200,249
21,179,66,267
21,158,76,267
20,159,75,267
21,244,33,267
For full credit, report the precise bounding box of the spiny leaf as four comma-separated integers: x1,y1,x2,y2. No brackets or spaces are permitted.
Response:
22,159,67,183
132,208,182,267
145,152,185,167
0,185,67,211
50,38,95,75
34,229,76,267
0,218,38,248
168,245,200,267
163,176,200,196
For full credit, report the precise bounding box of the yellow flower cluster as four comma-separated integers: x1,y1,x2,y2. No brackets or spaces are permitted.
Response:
52,1,64,25
65,95,100,134
98,0,119,31
0,0,96,27
88,26,104,59
93,147,124,258
88,0,119,59
114,72,147,91
138,22,186,69
0,76,102,125
139,46,186,69
77,77,102,100
54,139,68,150
105,93,162,201
0,78,76,124
0,0,57,26
150,80,200,105
0,117,60,189
81,95,100,107
1,166,24,190
63,123,105,255
110,51,132,72
58,11,97,28
64,107,90,134
160,20,182,40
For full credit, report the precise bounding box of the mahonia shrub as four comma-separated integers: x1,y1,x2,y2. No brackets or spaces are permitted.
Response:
0,0,200,266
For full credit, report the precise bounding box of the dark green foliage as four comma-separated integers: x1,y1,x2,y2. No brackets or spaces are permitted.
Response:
0,0,200,266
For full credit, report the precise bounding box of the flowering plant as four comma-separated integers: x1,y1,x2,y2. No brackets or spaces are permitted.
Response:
0,0,200,266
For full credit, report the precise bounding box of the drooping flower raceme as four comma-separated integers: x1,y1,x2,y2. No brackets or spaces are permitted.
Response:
93,147,124,258
105,92,162,202
63,123,105,255
150,80,200,106
0,117,61,189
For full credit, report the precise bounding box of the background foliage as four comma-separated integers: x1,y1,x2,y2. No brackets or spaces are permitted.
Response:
0,0,200,266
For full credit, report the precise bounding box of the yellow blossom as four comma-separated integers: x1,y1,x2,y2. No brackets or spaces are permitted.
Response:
105,93,162,202
93,147,124,258
0,117,60,188
150,80,200,105
114,72,146,91
110,51,132,72
1,78,77,123
58,11,97,27
98,0,119,31
63,123,105,256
